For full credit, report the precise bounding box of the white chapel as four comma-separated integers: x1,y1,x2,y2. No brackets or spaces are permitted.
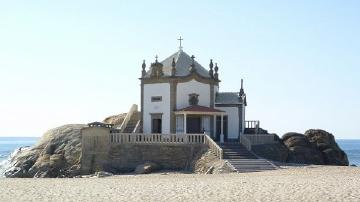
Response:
140,42,247,142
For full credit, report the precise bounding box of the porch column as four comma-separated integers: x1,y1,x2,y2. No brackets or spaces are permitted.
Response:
220,114,224,143
184,113,187,134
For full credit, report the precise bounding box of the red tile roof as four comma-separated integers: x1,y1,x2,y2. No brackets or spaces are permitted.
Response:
176,105,224,113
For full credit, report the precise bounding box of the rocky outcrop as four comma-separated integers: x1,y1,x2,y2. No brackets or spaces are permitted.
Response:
282,132,325,164
5,124,85,178
192,150,236,174
103,113,127,128
252,130,349,166
305,129,348,165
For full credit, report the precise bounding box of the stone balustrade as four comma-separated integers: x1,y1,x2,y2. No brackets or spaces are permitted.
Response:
245,120,260,129
109,133,223,159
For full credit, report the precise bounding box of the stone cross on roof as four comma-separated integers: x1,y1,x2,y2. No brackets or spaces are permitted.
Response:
178,36,184,50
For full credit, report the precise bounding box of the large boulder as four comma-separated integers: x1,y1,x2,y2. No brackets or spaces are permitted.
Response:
192,150,236,174
282,132,324,164
4,124,85,178
305,129,348,166
103,113,127,128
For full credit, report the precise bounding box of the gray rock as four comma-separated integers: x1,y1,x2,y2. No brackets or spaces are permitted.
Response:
282,132,324,164
103,113,127,128
134,162,160,174
305,129,349,166
253,130,348,166
5,124,85,178
95,171,113,178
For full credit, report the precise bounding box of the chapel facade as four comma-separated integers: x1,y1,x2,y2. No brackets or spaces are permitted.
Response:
140,46,247,142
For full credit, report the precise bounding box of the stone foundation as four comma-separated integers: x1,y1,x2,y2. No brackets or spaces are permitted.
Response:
81,144,207,174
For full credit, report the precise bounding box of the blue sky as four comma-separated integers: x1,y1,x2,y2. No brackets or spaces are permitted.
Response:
0,1,359,138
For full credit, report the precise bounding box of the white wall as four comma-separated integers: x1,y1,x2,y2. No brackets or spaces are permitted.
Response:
176,79,210,109
214,85,219,94
176,115,184,133
143,83,170,134
215,106,239,139
201,116,210,134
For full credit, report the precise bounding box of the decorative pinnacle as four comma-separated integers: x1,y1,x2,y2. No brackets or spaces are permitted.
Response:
142,60,146,69
178,36,184,50
171,57,176,76
190,55,196,72
141,60,146,77
191,55,195,67
155,55,158,62
209,59,214,78
214,63,219,80
240,79,245,96
172,57,176,68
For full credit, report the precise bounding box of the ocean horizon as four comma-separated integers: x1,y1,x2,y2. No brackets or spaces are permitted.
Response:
1,137,359,174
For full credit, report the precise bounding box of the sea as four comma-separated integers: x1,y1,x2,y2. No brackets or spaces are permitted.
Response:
0,137,359,175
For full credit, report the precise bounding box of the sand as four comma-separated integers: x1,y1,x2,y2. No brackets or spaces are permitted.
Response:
0,166,359,202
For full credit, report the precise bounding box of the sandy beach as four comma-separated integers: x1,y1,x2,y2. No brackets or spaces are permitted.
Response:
1,166,359,202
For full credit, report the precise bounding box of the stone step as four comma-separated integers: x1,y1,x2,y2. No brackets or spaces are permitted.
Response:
219,142,277,172
233,167,275,170
223,152,252,155
230,164,273,166
222,149,250,152
228,162,274,165
224,156,257,159
232,165,276,168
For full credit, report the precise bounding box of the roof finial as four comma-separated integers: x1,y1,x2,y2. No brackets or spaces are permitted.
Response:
190,55,196,72
155,55,158,63
171,57,176,76
214,63,219,80
240,79,245,96
178,36,184,50
141,60,146,77
239,79,246,106
209,59,214,78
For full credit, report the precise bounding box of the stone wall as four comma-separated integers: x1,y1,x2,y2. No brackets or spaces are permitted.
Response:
106,144,207,173
81,127,110,174
81,127,208,174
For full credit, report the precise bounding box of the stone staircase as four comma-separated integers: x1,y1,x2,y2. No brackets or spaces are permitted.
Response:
123,112,140,133
221,143,277,172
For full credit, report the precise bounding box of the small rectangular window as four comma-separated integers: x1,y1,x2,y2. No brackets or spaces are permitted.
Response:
151,96,162,102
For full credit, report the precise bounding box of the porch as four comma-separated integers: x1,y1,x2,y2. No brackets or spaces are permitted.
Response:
174,105,227,142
